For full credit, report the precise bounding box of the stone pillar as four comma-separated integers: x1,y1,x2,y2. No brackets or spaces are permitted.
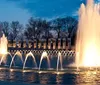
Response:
53,39,56,49
63,38,66,49
34,40,36,49
58,38,61,49
44,39,46,49
31,41,34,48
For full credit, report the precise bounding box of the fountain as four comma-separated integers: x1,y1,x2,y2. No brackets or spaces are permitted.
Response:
0,34,8,65
0,0,98,72
0,34,7,55
0,30,74,71
76,0,100,67
0,52,12,65
10,51,23,68
23,51,37,69
0,0,100,84
39,51,50,70
56,52,63,71
0,33,74,70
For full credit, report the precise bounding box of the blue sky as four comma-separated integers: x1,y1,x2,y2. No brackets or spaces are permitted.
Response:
0,0,99,24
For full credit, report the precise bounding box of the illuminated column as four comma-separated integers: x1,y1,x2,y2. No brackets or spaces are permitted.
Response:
34,40,36,49
38,40,41,49
53,39,56,49
63,38,66,49
44,39,46,49
30,41,34,48
48,39,50,49
58,38,61,49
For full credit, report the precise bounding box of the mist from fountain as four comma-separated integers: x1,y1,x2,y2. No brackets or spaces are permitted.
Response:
57,52,63,71
10,51,23,68
0,34,9,65
23,51,37,69
76,0,100,67
0,52,12,65
39,51,50,70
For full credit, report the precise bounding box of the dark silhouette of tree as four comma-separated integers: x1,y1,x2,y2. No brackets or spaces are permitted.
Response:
9,21,23,46
24,17,38,40
35,18,44,38
65,17,78,38
0,21,9,38
39,20,51,38
10,21,23,40
0,16,78,48
51,16,78,38
52,18,62,38
24,17,52,40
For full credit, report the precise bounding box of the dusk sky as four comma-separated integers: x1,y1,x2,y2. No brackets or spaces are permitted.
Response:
0,0,99,24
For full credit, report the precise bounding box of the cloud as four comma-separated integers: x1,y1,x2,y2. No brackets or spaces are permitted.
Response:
0,0,31,25
2,0,85,24
72,9,79,17
6,0,82,18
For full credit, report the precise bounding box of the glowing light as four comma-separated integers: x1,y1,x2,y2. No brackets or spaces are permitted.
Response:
0,49,7,55
23,52,37,70
42,51,48,58
93,71,97,74
10,69,14,72
58,52,61,57
23,70,26,73
39,51,50,70
76,0,100,67
57,52,63,71
0,34,8,55
57,72,60,75
82,43,100,67
39,71,42,74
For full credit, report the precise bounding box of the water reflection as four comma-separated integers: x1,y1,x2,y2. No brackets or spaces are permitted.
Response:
0,68,100,85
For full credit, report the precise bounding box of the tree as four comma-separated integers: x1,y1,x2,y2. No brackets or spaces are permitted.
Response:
24,17,38,40
0,21,9,38
52,18,62,38
51,16,77,38
39,20,51,38
65,17,78,48
24,17,51,40
10,21,23,40
9,21,23,46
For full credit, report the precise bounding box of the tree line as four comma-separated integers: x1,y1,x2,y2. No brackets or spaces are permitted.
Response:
0,16,78,44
